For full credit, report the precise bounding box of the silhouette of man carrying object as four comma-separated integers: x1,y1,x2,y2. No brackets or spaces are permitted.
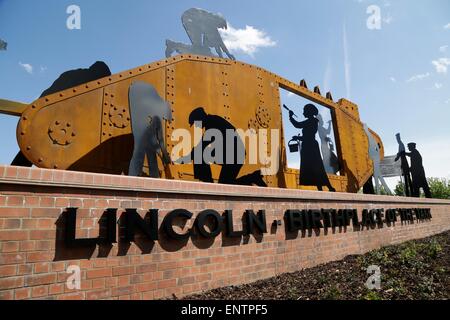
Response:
401,143,432,198
166,8,235,60
394,133,412,197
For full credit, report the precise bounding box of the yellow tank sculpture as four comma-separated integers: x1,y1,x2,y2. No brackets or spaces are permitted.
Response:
0,54,383,193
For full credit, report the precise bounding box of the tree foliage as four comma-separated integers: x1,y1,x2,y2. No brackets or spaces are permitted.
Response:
394,178,450,199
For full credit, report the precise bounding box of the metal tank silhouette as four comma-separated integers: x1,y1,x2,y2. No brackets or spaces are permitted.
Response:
0,55,383,193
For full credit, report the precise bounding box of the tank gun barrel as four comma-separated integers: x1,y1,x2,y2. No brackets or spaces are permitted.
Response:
0,99,28,117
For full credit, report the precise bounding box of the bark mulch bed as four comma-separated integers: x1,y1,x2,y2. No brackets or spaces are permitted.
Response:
179,230,450,300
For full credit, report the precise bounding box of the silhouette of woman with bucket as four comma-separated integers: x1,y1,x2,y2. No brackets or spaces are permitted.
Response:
287,104,336,192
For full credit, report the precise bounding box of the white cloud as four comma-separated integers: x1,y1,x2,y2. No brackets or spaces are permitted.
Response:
439,45,448,53
444,23,450,29
19,62,33,74
434,82,443,89
390,77,396,83
445,98,450,104
432,58,450,74
219,24,276,57
406,72,430,82
40,66,47,73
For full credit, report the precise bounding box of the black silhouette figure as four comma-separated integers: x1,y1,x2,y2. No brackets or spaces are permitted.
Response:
11,61,112,168
178,107,266,186
40,61,111,98
403,143,432,198
394,133,412,197
288,104,336,192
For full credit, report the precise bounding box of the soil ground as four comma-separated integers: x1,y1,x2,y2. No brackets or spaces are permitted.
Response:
180,231,450,300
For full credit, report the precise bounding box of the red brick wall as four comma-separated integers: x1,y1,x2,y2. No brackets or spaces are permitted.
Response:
0,165,449,300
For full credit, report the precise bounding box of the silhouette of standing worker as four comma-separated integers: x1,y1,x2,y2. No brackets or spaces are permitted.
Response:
404,143,432,198
128,82,172,178
288,104,336,192
180,107,266,186
394,133,412,197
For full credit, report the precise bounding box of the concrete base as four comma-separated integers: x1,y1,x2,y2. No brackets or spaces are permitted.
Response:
0,165,449,300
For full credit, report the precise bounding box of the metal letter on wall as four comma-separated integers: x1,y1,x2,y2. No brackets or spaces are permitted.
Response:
128,81,173,178
165,8,236,60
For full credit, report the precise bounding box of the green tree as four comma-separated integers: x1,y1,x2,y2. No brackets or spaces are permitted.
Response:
394,178,450,199
394,181,405,197
427,178,450,199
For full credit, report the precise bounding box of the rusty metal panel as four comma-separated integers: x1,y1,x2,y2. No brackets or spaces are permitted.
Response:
18,89,103,170
15,55,383,193
164,58,230,181
99,68,166,144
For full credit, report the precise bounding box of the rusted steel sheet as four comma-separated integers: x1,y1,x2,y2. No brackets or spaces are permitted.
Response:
15,55,381,192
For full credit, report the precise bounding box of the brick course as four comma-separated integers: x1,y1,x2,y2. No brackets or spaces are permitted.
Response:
0,165,449,300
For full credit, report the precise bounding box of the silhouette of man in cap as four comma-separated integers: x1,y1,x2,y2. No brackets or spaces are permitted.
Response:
404,143,432,198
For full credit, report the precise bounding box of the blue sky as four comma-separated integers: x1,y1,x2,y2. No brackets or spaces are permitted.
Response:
0,0,449,181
